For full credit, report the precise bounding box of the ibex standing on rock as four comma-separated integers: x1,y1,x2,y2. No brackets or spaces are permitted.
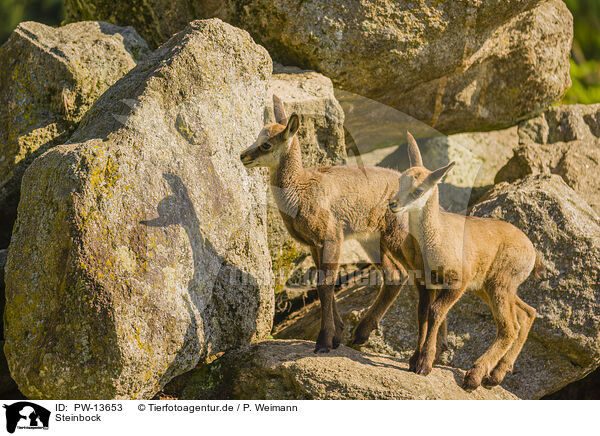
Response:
240,96,448,354
389,133,543,390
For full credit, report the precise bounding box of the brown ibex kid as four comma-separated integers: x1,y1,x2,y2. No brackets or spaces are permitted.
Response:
240,96,448,354
389,133,542,390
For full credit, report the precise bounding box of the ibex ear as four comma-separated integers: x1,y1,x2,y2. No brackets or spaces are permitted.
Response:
283,113,300,139
426,161,455,186
406,132,423,167
273,95,288,124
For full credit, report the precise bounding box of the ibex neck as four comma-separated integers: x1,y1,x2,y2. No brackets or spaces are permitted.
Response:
409,186,442,247
271,136,305,188
270,136,305,216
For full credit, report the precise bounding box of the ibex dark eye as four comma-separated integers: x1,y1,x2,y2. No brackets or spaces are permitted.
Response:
261,142,272,150
411,187,425,198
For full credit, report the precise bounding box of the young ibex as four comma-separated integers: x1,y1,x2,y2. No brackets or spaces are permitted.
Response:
388,133,542,390
240,96,448,354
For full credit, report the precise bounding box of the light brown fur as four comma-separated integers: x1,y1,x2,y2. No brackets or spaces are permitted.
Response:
389,133,539,390
241,97,448,353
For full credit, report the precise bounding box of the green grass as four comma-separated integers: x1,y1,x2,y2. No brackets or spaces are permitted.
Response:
563,59,600,105
0,0,64,44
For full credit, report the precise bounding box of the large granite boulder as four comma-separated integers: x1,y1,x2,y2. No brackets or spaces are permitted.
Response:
264,65,347,292
496,104,600,214
66,0,572,134
268,64,346,168
0,21,150,247
65,0,195,49
162,340,518,400
469,175,600,398
4,19,274,400
276,175,600,399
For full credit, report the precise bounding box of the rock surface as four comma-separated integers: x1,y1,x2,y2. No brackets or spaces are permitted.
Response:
268,64,346,168
470,175,600,398
0,21,150,247
163,340,518,400
4,19,274,400
66,0,572,134
65,0,195,49
264,64,347,292
276,175,600,399
496,104,600,214
544,367,600,400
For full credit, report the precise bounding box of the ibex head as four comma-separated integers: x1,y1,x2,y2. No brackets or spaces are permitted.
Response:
389,132,455,214
240,95,300,168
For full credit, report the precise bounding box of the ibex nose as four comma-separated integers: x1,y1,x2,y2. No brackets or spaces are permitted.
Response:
240,151,253,166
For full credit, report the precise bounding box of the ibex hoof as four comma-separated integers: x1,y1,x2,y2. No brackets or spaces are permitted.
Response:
352,319,377,346
483,364,511,388
482,376,502,389
462,371,481,392
462,380,479,392
415,360,432,376
413,352,434,375
408,351,420,372
351,333,370,346
417,366,431,376
332,326,344,349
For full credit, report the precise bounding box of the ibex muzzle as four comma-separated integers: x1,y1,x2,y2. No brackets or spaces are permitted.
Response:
240,113,299,169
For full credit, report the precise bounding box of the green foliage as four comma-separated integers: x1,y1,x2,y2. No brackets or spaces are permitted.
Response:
564,0,600,60
563,59,600,105
0,0,64,45
563,0,600,104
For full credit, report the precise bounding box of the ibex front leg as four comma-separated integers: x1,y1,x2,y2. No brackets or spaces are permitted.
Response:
415,286,464,375
409,286,450,372
315,239,342,353
311,246,344,349
410,284,434,372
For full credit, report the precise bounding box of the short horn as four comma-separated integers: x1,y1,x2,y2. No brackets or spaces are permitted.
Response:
273,94,288,124
406,132,423,167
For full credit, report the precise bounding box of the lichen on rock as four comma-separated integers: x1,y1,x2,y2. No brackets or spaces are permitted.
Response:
0,20,150,247
4,19,274,400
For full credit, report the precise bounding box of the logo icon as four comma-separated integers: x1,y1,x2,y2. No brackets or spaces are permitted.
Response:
3,402,50,433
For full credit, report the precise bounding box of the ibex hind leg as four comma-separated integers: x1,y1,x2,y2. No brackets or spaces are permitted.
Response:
463,289,519,391
484,296,536,387
353,253,405,345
